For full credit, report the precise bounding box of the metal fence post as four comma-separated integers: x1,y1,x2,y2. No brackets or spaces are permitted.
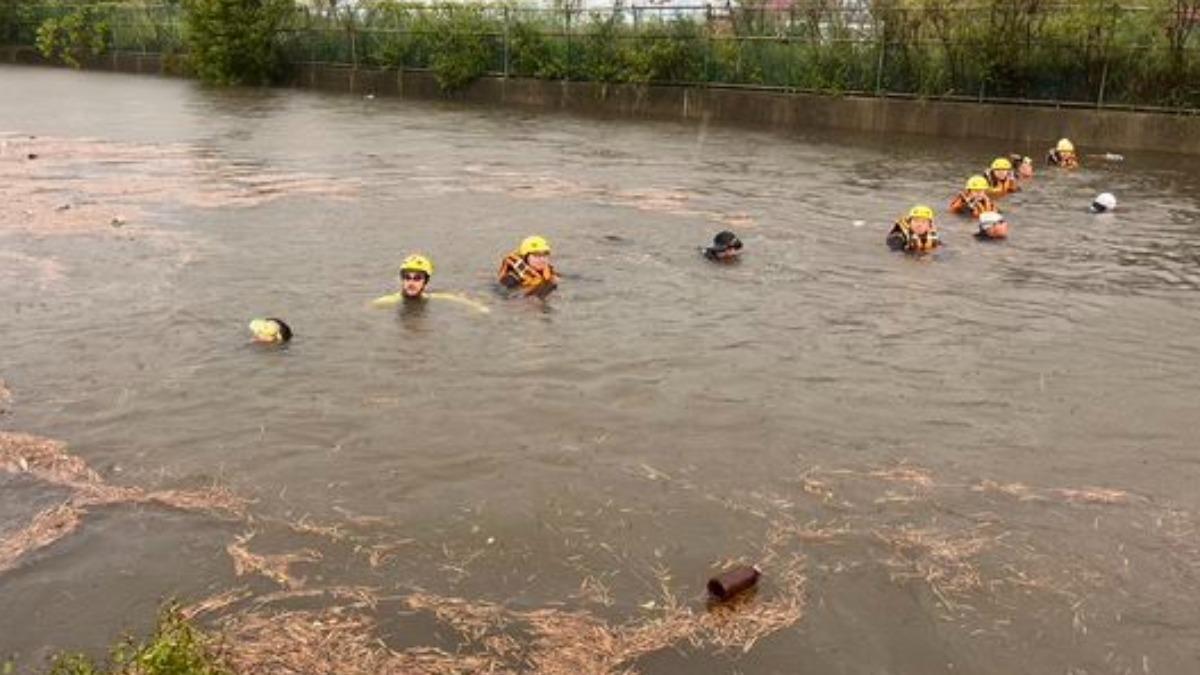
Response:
874,21,885,95
1097,7,1114,108
1097,58,1109,108
348,8,357,68
503,5,510,79
704,4,712,85
564,7,571,81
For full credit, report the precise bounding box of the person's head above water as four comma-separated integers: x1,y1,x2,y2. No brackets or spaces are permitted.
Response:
497,236,557,296
906,205,934,235
519,235,552,272
248,318,292,344
706,230,743,261
990,157,1013,181
1090,192,1117,213
1056,138,1076,156
399,254,434,299
977,211,1009,239
1011,154,1034,178
966,174,990,196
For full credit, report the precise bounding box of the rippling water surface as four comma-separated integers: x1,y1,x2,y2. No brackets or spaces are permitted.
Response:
3,66,1200,673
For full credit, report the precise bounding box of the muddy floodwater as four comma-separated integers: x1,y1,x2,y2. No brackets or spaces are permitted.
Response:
3,65,1200,674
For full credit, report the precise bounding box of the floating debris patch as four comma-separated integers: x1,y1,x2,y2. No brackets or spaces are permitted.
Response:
0,430,248,573
0,132,360,237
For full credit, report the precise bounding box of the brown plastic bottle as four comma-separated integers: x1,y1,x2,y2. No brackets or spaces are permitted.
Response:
707,565,761,601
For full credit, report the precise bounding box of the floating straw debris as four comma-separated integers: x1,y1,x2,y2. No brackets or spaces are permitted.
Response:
1,430,248,573
865,464,936,489
874,525,994,611
1,133,359,238
180,587,255,621
0,503,83,572
0,378,11,412
214,554,805,675
226,533,321,590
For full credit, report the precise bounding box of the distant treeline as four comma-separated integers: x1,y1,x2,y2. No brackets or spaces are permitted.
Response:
3,1,1199,108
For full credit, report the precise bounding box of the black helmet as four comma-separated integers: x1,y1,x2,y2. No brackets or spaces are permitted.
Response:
710,230,743,252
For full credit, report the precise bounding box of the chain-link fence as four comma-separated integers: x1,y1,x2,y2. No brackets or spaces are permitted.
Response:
0,1,182,53
5,1,1200,110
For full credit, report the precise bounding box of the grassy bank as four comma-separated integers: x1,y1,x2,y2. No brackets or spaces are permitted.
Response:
3,2,1200,104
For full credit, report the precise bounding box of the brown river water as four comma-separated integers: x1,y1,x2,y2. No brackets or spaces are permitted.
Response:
2,65,1200,674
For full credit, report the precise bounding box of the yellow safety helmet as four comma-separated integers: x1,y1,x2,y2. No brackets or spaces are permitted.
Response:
1056,138,1075,153
908,205,935,221
990,157,1013,171
248,318,292,344
519,235,552,257
966,175,990,191
400,254,434,278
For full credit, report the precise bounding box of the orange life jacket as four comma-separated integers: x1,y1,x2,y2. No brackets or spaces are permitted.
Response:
949,191,996,218
890,218,940,253
1048,150,1079,169
498,251,557,294
986,170,1019,196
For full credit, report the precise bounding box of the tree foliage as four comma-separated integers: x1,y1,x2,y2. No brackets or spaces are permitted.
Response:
182,0,294,85
36,5,109,68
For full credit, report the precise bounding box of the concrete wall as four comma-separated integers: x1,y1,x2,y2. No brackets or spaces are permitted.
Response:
1,46,174,76
6,46,1200,156
293,65,1200,156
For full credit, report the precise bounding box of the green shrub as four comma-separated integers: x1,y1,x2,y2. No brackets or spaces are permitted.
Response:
0,0,19,44
426,6,498,92
182,0,294,85
36,5,109,68
508,17,565,79
369,5,428,68
625,19,705,84
711,36,764,85
578,14,629,83
47,605,228,675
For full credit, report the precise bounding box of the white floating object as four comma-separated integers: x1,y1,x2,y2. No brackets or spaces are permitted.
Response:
1091,192,1117,213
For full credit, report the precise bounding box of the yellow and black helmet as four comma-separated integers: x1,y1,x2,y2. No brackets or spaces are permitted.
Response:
400,254,434,278
908,205,935,221
518,236,551,257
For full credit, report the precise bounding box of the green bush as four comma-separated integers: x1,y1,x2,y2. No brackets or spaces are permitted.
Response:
711,36,764,85
182,0,294,85
36,5,109,68
625,19,706,84
47,605,228,675
368,5,430,68
427,6,498,92
0,0,19,44
579,14,629,83
508,16,565,79
367,4,498,92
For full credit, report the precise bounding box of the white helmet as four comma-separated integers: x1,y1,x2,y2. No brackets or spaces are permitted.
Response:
1091,192,1117,212
979,211,1005,229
